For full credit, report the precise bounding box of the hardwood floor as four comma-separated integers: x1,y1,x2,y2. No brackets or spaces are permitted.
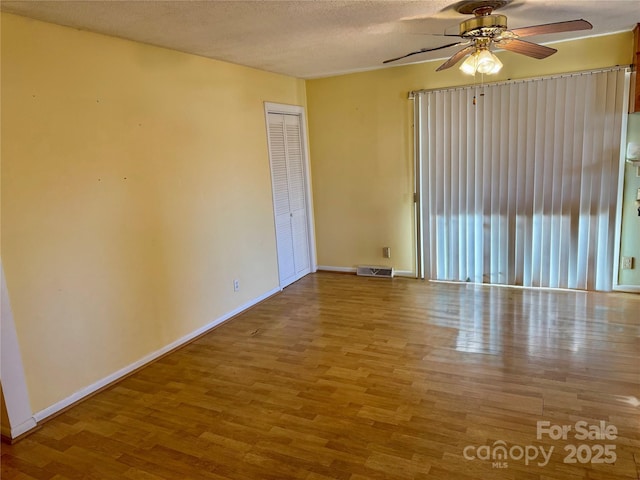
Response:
2,272,639,479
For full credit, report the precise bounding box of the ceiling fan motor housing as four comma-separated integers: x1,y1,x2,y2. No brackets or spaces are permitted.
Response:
459,14,508,37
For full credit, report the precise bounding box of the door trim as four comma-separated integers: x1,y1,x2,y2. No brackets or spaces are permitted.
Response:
264,102,317,288
1,261,38,440
612,70,633,292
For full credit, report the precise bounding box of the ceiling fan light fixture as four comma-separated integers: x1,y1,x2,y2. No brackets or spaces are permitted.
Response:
459,49,502,75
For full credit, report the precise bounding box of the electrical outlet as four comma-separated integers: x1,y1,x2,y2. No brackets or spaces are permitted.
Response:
233,279,240,291
621,257,634,270
382,247,391,258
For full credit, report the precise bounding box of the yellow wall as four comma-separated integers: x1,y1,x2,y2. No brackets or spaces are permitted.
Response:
619,112,640,286
306,32,633,273
1,13,306,412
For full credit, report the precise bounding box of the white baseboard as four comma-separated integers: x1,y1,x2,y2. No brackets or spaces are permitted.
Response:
2,416,38,440
317,266,415,278
10,417,37,438
613,284,640,293
33,286,281,425
394,270,415,278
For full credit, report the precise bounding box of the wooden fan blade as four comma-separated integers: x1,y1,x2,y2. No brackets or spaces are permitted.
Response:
383,42,465,64
436,45,476,71
510,19,592,38
498,38,557,59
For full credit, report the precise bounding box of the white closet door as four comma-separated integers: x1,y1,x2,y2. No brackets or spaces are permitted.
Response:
268,112,311,288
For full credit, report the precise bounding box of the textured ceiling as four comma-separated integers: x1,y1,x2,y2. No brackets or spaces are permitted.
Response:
1,0,638,79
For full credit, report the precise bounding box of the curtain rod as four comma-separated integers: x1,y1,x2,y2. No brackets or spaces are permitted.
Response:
408,65,631,99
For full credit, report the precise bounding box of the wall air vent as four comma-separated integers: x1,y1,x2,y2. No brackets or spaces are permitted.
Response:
356,266,394,278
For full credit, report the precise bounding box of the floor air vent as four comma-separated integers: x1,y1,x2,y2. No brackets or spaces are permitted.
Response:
356,266,394,278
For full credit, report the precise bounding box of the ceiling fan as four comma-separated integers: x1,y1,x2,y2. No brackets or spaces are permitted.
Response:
383,0,593,75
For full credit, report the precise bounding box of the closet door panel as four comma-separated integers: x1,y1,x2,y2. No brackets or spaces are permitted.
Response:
267,112,310,287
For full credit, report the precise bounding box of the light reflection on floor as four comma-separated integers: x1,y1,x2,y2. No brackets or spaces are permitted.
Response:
423,284,626,366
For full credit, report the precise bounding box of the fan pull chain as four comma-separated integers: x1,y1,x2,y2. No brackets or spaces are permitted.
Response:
472,74,486,105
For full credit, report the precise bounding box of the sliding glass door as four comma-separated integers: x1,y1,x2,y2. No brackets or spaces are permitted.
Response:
415,68,629,291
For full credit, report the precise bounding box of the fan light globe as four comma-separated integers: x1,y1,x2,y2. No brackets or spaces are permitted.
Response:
476,49,500,73
460,52,479,75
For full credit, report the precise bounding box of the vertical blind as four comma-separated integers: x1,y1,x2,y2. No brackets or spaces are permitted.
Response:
416,68,628,291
